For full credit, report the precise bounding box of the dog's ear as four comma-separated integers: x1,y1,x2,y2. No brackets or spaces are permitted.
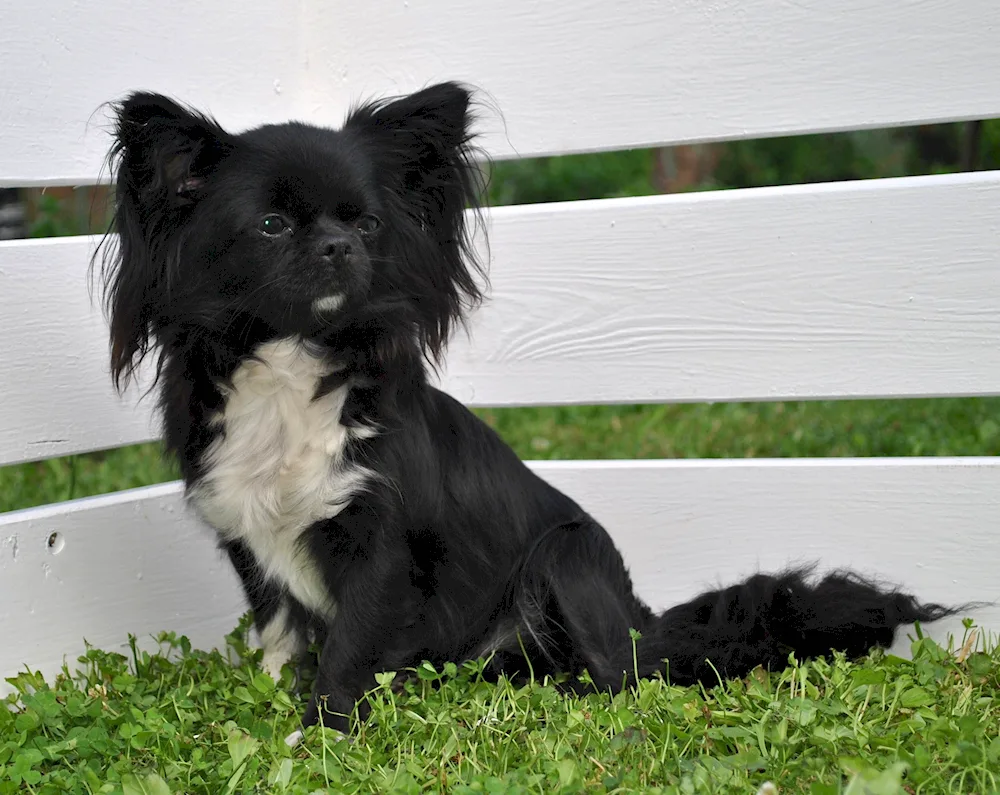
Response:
101,93,232,391
114,92,232,206
344,82,480,211
344,82,487,363
347,81,473,156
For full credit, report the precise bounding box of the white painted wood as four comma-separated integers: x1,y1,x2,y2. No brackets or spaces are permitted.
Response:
446,171,1000,406
4,0,1000,184
1,0,305,187
0,237,159,466
3,458,997,682
0,482,244,683
305,0,1000,160
3,172,1000,466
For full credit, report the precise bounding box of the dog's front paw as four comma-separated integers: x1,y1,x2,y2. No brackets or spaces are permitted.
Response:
261,649,292,682
283,728,349,748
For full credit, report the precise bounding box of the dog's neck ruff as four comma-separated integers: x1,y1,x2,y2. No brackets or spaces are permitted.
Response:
188,336,375,618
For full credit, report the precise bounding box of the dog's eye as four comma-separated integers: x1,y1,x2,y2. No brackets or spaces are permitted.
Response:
355,214,381,235
258,214,291,237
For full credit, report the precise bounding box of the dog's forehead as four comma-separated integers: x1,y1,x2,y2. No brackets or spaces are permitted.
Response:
264,161,368,210
239,123,375,210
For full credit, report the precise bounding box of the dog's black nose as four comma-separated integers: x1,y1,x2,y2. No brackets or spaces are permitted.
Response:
317,236,354,263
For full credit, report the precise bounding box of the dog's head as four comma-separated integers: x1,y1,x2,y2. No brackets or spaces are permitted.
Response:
100,82,486,389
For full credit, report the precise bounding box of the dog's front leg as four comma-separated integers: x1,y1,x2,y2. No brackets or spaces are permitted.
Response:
292,582,404,741
258,601,309,681
223,540,308,679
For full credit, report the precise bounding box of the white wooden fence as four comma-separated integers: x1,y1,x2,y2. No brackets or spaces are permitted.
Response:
2,0,999,680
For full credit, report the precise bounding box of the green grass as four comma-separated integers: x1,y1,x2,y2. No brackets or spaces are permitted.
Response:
3,617,997,794
3,398,1000,513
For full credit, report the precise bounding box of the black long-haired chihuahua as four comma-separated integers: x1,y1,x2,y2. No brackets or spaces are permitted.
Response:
99,82,955,743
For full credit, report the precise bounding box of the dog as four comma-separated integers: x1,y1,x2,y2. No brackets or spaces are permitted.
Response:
98,81,954,740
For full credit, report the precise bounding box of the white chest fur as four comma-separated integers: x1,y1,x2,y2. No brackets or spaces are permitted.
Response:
189,337,372,618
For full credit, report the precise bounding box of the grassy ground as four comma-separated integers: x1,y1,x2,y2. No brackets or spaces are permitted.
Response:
3,618,997,794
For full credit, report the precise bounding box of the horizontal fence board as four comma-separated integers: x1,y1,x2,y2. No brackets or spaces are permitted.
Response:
0,237,159,465
3,172,1000,465
2,458,997,682
2,0,306,187
0,482,245,682
446,172,1000,406
307,0,1000,161
5,0,1000,184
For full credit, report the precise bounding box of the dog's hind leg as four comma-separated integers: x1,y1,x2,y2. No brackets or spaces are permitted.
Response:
512,517,658,691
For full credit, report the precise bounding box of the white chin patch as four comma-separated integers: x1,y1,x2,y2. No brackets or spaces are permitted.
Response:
313,294,345,313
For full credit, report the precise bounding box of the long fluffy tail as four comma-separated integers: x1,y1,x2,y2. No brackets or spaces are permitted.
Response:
638,567,958,686
515,518,961,691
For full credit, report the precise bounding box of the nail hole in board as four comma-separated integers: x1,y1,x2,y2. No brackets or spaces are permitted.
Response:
47,532,65,555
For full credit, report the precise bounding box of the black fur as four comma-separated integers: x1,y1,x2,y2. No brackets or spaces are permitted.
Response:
98,82,956,735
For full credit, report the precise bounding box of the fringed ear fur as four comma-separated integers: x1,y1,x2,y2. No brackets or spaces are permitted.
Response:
98,92,232,390
344,82,489,363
